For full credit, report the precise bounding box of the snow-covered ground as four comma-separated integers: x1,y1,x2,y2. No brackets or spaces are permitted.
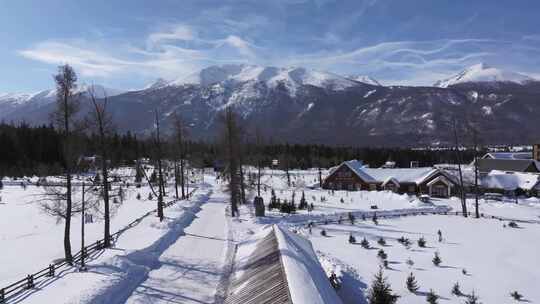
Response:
310,215,540,303
2,168,540,303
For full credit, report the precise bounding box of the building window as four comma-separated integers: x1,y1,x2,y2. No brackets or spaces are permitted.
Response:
431,184,448,197
369,184,377,191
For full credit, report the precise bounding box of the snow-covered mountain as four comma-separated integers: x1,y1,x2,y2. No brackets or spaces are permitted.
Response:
4,64,540,146
170,64,360,94
348,75,381,86
434,63,535,88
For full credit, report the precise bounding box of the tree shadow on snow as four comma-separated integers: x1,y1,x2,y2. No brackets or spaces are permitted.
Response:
337,271,368,304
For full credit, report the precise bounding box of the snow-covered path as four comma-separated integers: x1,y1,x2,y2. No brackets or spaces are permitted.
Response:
124,180,230,304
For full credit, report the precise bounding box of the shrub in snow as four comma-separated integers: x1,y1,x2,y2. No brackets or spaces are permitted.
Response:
366,268,400,304
383,260,389,269
377,237,386,246
321,229,327,237
398,236,411,247
510,291,523,301
432,251,442,266
437,229,443,242
406,272,419,293
349,234,356,244
377,249,388,261
426,289,439,304
451,282,462,296
462,268,468,276
418,236,426,248
136,193,141,200
340,197,344,203
508,221,519,228
406,258,414,268
361,237,370,249
465,290,480,304
148,193,153,200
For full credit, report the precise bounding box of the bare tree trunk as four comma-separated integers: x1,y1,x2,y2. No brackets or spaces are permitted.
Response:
453,119,468,217
88,88,112,247
51,64,80,263
174,161,179,199
155,110,165,221
473,129,480,218
223,108,240,216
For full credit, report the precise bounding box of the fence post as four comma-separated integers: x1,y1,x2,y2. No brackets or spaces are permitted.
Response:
48,264,55,277
26,274,34,289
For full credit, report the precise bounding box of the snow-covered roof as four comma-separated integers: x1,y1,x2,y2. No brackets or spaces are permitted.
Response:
361,167,438,185
482,152,532,160
482,170,540,191
225,225,341,304
274,225,343,304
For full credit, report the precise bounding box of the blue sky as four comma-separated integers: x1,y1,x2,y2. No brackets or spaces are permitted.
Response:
1,0,540,91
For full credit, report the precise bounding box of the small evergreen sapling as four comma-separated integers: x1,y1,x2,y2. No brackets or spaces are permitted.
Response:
349,234,356,244
377,249,388,261
451,282,462,296
510,291,523,301
148,192,153,200
321,229,327,237
136,193,141,200
417,236,426,248
465,290,480,304
406,258,414,268
377,237,386,246
366,268,400,304
406,272,419,293
361,237,370,249
426,289,439,304
432,251,442,266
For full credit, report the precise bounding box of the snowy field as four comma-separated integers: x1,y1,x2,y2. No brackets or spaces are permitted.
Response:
1,168,540,303
309,215,540,303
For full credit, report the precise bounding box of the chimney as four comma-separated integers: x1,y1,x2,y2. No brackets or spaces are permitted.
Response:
534,144,540,161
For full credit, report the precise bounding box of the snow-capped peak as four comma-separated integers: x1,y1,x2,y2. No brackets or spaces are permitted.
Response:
434,63,535,87
348,75,381,86
170,64,359,93
143,78,170,90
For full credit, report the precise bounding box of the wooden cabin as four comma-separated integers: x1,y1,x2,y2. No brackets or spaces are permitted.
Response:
323,160,457,198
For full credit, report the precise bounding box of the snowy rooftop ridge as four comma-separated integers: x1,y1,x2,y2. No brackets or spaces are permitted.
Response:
434,63,535,88
225,225,342,304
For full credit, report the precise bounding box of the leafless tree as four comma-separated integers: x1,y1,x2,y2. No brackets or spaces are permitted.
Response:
221,108,242,216
172,113,188,199
43,64,81,262
452,118,468,217
86,86,114,247
283,143,291,187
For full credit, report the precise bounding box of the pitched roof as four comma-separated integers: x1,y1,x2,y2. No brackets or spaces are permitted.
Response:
482,170,540,191
225,225,342,304
476,158,540,173
361,167,438,185
482,152,532,160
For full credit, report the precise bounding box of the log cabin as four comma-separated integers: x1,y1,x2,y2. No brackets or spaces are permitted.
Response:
322,160,458,198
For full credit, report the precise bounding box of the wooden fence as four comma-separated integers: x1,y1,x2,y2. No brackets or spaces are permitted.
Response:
0,187,198,304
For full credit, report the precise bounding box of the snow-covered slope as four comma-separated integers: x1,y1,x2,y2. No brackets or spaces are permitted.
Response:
171,64,359,92
434,63,534,87
349,75,381,86
1,84,124,105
